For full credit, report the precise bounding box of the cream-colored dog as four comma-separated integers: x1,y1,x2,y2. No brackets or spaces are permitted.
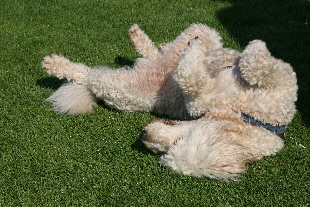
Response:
42,24,297,180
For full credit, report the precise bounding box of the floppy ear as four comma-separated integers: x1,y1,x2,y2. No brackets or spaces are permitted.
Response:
159,120,260,181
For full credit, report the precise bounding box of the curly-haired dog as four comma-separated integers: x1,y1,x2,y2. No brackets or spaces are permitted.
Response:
42,24,297,180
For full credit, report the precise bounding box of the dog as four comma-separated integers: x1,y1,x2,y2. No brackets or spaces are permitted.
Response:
42,24,297,180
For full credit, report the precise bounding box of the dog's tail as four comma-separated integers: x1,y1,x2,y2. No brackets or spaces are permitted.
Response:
46,82,97,115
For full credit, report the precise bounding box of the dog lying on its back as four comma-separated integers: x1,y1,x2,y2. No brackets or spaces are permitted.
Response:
42,24,297,180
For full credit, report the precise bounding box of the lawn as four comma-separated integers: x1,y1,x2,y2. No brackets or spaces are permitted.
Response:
1,0,309,206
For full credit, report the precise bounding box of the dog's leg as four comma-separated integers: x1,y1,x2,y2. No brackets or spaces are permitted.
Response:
173,37,208,99
42,54,90,85
42,55,99,115
129,24,161,60
42,55,175,113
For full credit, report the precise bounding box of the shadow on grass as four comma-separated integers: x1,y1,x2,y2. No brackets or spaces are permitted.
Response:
115,56,135,67
131,139,158,156
216,0,310,126
36,77,67,89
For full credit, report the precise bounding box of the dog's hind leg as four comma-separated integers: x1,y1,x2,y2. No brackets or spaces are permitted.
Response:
42,54,165,113
42,54,90,85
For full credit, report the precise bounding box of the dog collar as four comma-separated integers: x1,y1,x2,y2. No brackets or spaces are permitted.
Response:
241,114,286,139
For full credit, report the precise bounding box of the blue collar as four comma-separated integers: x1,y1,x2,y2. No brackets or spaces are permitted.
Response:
241,114,286,139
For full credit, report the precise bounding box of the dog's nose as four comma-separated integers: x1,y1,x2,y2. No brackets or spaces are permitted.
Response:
139,129,148,141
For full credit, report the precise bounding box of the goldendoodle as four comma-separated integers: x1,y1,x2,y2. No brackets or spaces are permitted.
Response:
42,24,297,180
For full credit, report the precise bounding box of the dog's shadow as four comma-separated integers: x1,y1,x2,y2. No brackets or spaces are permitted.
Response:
131,139,158,156
114,56,135,67
36,77,66,89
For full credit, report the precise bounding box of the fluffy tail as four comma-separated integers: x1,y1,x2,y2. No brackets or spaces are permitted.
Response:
46,82,97,115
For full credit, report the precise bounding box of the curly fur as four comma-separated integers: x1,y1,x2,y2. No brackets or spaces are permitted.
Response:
42,24,297,180
46,82,97,115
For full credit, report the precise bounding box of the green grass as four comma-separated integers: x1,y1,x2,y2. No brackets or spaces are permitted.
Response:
1,0,309,205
